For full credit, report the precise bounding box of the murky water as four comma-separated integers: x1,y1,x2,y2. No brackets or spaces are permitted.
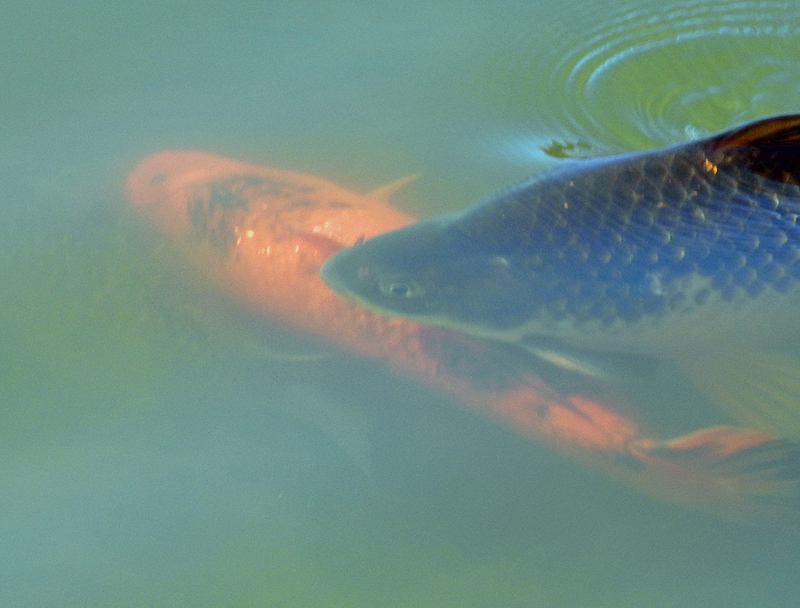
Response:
2,1,799,606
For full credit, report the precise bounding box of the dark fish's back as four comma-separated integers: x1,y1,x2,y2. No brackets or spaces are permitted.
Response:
321,115,800,344
446,115,800,328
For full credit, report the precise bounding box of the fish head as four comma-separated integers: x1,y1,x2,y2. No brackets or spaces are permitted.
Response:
320,212,533,333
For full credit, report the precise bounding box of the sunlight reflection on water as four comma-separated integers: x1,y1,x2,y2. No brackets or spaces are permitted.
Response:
484,0,800,158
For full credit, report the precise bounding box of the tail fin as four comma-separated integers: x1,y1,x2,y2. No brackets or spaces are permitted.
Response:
629,426,800,523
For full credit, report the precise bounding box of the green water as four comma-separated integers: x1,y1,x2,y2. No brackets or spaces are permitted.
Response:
2,1,799,606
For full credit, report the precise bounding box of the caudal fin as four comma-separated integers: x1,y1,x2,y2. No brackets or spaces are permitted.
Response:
629,426,800,523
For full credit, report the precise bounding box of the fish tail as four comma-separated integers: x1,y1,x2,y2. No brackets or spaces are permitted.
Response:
628,426,800,524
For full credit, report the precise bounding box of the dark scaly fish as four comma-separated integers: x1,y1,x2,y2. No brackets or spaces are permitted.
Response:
321,115,800,440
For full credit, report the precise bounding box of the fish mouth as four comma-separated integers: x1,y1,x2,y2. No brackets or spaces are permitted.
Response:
319,255,386,313
320,250,382,311
319,250,352,295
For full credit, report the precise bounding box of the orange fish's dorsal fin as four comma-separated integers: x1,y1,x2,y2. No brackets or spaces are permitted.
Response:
367,174,420,200
712,114,800,148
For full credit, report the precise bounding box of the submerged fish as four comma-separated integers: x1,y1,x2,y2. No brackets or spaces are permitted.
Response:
321,115,800,440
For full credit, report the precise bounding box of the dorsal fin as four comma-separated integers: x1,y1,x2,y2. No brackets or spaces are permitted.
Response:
367,174,420,200
712,114,800,148
704,114,800,185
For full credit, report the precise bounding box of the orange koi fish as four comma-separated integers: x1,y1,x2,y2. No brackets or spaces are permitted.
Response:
126,150,799,522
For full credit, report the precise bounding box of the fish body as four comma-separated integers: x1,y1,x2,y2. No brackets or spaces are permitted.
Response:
321,116,800,438
322,116,800,353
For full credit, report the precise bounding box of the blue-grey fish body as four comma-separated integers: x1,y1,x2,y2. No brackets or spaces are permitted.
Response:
321,115,800,438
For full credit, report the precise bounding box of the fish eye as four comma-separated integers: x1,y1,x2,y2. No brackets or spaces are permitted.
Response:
378,278,424,299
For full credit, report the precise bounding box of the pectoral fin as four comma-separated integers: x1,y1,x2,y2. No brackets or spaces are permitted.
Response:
681,350,800,441
520,336,659,382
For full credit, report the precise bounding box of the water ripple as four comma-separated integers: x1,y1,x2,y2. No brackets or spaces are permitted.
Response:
490,0,800,157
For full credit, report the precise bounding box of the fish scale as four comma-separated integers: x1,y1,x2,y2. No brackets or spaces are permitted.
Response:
324,117,800,345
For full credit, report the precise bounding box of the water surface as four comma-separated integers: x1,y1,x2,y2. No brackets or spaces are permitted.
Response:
2,1,799,606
